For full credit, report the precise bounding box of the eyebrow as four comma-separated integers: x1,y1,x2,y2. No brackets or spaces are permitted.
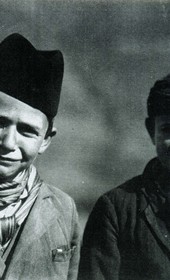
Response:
18,123,40,135
0,115,41,134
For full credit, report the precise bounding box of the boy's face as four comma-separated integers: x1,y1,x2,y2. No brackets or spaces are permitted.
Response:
149,115,170,171
0,91,53,181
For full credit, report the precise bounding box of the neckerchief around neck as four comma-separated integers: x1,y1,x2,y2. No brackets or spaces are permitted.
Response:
0,169,29,207
0,165,42,246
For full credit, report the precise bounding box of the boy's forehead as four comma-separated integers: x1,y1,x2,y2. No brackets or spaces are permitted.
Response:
0,91,47,123
0,90,36,109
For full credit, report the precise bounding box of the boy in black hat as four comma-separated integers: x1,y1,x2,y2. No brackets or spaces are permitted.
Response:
0,34,80,280
79,75,170,280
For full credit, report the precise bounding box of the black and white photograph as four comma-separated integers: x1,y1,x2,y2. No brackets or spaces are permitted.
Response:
1,0,170,279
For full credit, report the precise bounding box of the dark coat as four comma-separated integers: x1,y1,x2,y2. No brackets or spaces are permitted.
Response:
1,183,80,280
78,158,170,280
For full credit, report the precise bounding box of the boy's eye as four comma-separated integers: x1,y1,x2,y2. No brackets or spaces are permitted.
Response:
18,124,39,136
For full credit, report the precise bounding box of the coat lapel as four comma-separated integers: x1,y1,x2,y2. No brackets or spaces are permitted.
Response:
3,183,72,280
0,255,6,278
17,182,69,247
140,159,170,254
0,183,58,278
144,204,170,253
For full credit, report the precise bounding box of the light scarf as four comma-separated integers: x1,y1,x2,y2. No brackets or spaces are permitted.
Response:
0,166,42,247
0,169,29,207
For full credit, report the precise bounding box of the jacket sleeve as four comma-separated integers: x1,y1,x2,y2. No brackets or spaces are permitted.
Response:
68,198,81,280
78,194,120,280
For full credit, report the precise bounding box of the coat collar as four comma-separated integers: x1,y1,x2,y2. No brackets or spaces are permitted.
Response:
139,158,170,253
144,204,170,252
16,182,69,246
0,182,59,277
0,182,73,279
139,157,166,214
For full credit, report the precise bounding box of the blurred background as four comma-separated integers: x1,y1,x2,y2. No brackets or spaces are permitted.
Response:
0,0,170,234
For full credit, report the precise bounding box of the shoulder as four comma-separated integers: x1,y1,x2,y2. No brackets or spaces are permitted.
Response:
40,183,79,238
104,157,158,203
46,183,74,202
40,182,77,216
95,175,143,208
84,175,145,239
106,175,144,204
87,174,146,226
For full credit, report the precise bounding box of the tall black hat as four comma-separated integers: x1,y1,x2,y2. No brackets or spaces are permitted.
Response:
0,33,64,118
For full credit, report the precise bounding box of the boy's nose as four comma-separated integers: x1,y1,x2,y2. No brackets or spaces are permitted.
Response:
0,126,17,151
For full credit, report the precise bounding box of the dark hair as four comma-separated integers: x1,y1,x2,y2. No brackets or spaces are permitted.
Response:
147,75,170,118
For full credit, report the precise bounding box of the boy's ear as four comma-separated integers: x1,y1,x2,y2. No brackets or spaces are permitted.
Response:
38,127,57,154
145,118,155,145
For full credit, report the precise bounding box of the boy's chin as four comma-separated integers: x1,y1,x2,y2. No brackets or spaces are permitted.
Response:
0,167,20,182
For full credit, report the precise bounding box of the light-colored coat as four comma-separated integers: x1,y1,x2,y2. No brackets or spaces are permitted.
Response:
1,183,80,280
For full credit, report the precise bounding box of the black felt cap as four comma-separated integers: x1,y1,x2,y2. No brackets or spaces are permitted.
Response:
147,75,170,117
0,33,64,118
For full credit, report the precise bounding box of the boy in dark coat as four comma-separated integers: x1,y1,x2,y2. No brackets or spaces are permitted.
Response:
79,75,170,280
0,33,80,280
